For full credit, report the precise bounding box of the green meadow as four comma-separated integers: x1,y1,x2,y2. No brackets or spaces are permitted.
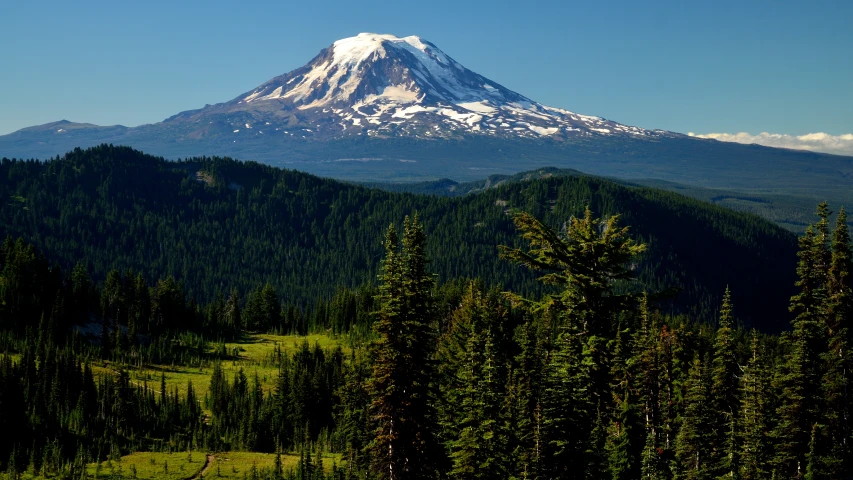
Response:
203,451,342,478
0,450,342,480
89,333,347,403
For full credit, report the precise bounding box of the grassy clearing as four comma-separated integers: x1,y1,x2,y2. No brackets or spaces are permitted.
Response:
227,333,348,361
1,333,347,417
0,450,343,480
207,451,341,478
91,334,346,404
85,451,208,479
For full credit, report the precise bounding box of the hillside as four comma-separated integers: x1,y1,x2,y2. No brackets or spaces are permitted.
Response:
364,166,834,232
0,145,798,330
2,33,852,214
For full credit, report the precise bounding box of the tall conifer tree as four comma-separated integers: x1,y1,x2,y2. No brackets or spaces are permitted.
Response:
775,205,830,478
368,216,441,480
710,287,739,477
821,206,852,475
501,208,646,478
674,355,710,480
738,331,769,480
447,284,509,480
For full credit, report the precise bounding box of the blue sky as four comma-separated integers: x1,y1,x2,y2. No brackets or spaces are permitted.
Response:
1,0,851,141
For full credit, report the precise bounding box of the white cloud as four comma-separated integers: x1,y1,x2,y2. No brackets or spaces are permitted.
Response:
687,131,853,156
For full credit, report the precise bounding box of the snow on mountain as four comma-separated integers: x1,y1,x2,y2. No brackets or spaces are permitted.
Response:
169,33,665,141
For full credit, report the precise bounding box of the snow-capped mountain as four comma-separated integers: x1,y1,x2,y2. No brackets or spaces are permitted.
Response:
167,33,661,140
5,32,853,198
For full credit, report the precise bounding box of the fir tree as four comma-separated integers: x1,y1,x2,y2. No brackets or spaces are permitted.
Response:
606,393,640,480
509,317,544,479
500,208,646,478
774,205,830,478
225,288,242,335
710,287,739,477
634,295,665,480
367,216,442,480
499,208,647,339
674,355,710,480
820,206,852,475
805,422,834,480
541,317,594,478
738,331,769,480
448,285,509,479
260,283,281,332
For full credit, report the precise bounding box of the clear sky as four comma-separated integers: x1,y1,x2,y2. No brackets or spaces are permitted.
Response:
2,0,851,141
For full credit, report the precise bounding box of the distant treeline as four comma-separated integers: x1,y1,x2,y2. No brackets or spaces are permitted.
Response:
1,145,798,330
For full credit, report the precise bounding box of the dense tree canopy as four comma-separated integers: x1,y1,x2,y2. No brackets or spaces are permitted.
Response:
1,145,798,330
0,146,850,479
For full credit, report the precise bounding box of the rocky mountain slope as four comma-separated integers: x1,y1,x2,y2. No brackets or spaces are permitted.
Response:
165,33,663,142
2,33,852,207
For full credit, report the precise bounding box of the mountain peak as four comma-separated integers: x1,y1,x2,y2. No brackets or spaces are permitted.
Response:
331,33,433,65
167,34,664,142
238,31,491,109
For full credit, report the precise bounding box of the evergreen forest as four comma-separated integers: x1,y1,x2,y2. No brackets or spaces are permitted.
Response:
1,146,798,330
0,145,850,479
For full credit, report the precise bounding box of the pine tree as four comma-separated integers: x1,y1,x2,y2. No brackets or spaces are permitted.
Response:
225,288,242,335
640,428,664,480
820,206,852,476
541,317,594,478
709,287,739,477
738,331,769,480
499,208,647,339
805,422,833,480
674,355,710,480
243,288,262,331
448,284,509,480
437,283,478,449
606,319,641,480
337,351,370,477
634,295,665,480
606,392,640,480
367,216,442,480
478,328,510,478
774,205,830,478
260,283,281,332
509,317,544,479
500,208,646,478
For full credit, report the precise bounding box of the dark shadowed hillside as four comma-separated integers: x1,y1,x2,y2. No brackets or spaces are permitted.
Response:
0,145,798,330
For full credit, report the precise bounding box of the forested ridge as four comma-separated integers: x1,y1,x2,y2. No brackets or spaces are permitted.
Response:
2,145,849,479
0,200,850,479
1,145,797,329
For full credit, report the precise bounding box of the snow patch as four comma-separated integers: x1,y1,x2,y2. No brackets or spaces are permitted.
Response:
457,101,497,114
392,105,435,119
529,125,559,136
359,85,421,107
